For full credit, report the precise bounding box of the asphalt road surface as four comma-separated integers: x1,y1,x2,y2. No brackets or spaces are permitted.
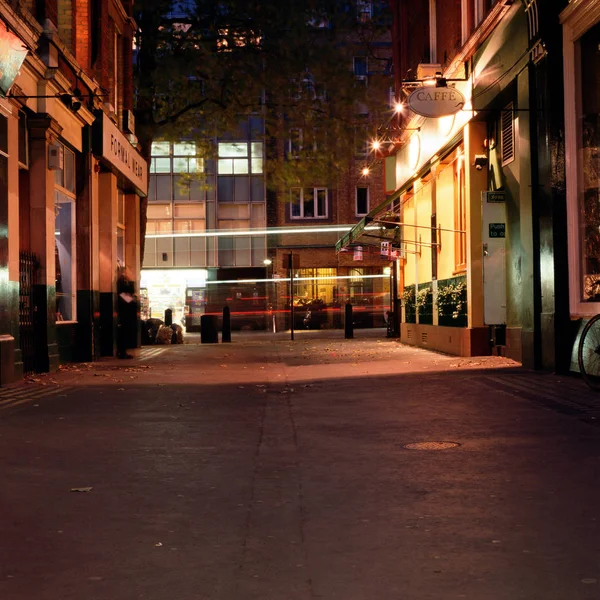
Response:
1,330,599,600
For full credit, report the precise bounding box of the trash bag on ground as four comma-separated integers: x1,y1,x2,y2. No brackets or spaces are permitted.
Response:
170,323,184,344
144,318,164,345
155,324,173,344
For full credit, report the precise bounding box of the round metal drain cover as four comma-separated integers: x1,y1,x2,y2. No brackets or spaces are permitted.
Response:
403,441,460,450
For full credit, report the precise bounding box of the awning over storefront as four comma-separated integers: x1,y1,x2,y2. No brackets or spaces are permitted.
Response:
337,130,464,253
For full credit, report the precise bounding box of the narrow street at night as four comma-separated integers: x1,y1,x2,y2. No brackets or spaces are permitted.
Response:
1,332,600,600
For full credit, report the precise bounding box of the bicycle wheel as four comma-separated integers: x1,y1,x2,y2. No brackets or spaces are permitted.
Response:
578,314,600,391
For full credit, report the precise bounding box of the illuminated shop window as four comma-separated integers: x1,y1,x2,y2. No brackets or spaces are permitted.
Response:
54,143,76,322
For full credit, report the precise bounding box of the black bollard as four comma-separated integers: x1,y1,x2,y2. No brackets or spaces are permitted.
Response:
200,314,219,343
222,306,231,343
164,308,173,326
344,303,354,339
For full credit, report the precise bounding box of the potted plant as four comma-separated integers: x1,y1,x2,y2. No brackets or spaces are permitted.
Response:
402,285,416,323
435,280,467,327
416,285,433,325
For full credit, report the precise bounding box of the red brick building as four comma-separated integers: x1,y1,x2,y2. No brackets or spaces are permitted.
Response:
0,0,146,384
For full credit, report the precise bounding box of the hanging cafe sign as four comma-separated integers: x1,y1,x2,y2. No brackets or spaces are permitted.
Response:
407,86,466,118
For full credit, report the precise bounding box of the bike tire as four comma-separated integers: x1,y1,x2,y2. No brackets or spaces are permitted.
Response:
578,314,600,391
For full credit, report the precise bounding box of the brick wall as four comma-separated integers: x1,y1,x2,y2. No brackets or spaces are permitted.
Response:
74,0,90,69
436,0,462,69
57,0,73,50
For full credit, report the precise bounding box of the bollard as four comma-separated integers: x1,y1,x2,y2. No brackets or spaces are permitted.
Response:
164,308,173,326
200,314,219,343
344,303,354,339
222,306,231,343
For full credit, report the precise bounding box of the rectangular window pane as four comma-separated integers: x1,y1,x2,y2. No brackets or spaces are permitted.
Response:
189,158,203,173
173,175,190,201
291,188,301,217
147,204,171,218
154,158,171,173
218,236,234,266
173,142,196,155
251,158,263,174
303,188,315,217
155,175,171,201
251,176,264,202
354,56,367,76
151,142,170,156
117,227,124,266
217,176,234,202
356,186,368,214
55,198,74,321
118,190,125,224
173,157,189,173
234,176,249,202
64,148,75,193
316,188,327,217
218,158,234,174
251,142,263,158
190,177,206,201
233,158,249,175
148,175,157,201
219,142,248,157
250,117,263,139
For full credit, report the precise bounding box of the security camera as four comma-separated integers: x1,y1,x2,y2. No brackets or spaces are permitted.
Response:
473,154,488,170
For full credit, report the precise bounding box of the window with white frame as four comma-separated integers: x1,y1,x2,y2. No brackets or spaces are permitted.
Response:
54,142,76,321
290,188,328,219
356,186,369,216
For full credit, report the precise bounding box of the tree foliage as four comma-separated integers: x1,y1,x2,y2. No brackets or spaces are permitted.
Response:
133,0,392,257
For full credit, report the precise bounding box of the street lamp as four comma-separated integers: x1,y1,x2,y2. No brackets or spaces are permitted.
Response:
263,258,274,332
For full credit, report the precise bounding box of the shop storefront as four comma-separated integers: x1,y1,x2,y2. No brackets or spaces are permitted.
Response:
562,2,600,317
92,111,147,356
338,1,534,361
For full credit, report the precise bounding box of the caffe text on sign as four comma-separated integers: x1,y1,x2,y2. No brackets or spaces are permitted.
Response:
407,87,466,118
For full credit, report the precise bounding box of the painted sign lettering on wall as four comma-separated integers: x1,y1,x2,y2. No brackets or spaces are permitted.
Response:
94,112,148,196
407,86,466,118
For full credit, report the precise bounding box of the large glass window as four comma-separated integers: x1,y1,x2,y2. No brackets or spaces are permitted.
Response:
217,142,263,175
580,22,600,301
54,142,76,321
149,141,205,203
290,188,328,219
217,142,264,203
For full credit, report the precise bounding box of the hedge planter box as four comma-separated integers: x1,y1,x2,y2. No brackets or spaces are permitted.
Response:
401,323,490,357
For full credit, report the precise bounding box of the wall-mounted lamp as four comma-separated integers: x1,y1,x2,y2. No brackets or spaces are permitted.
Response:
60,88,83,112
473,155,488,170
263,258,272,266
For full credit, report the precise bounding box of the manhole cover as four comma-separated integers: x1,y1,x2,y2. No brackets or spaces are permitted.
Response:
403,441,460,450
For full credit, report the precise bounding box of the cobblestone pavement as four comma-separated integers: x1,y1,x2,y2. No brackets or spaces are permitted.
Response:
1,330,600,600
